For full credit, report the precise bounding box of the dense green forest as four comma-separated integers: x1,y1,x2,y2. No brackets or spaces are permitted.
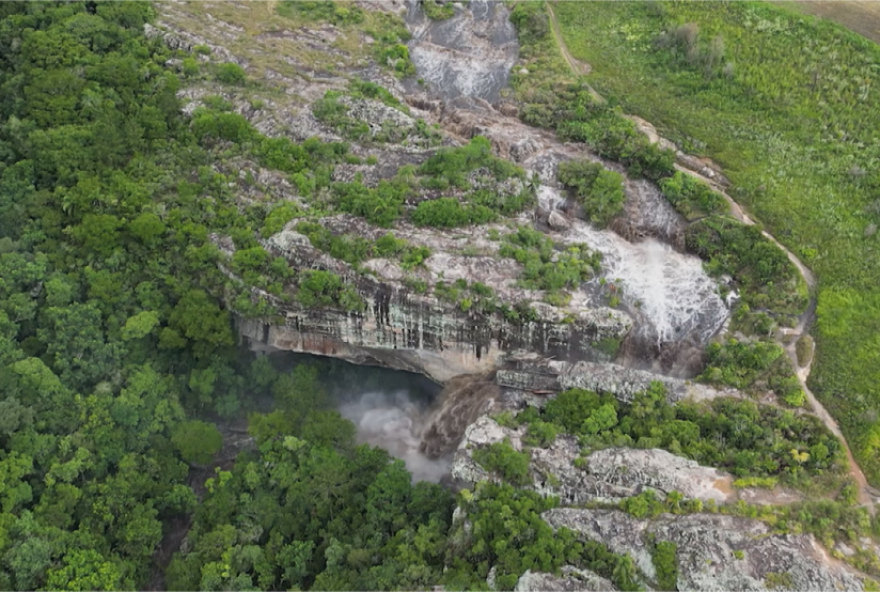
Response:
545,0,880,485
2,0,879,590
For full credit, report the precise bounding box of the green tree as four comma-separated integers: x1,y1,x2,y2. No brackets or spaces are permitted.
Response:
171,420,223,465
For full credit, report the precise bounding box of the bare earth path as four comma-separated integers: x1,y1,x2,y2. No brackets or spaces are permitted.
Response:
546,0,877,510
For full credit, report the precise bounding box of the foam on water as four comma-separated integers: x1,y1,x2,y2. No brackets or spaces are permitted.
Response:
541,185,729,347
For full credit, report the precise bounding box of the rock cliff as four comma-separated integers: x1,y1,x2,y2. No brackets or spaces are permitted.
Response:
543,509,865,592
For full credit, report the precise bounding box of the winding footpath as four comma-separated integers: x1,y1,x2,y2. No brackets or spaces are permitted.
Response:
545,1,877,510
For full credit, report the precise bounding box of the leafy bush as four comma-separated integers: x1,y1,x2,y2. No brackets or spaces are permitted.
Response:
215,62,247,85
659,171,729,220
296,270,364,311
558,160,625,227
192,110,255,143
699,338,804,406
472,438,532,485
651,541,678,592
499,226,602,292
686,215,807,314
533,382,845,485
509,1,551,43
277,0,365,25
332,179,409,227
422,0,455,21
261,202,302,237
419,136,523,188
411,197,495,228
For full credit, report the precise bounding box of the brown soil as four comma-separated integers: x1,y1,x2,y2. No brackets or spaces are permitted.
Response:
774,1,880,45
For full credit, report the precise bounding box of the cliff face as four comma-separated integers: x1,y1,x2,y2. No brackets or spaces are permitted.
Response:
234,228,631,383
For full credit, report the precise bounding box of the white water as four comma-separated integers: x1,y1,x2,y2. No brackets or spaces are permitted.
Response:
539,186,729,347
337,391,450,483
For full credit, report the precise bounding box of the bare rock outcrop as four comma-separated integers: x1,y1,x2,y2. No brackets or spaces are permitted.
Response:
451,416,735,505
542,509,866,592
233,227,632,384
514,566,615,592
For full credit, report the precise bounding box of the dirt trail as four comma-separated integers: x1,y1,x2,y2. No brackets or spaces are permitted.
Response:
545,0,876,511
545,2,603,103
679,165,875,510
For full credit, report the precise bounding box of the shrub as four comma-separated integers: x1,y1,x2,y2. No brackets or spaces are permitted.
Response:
411,197,495,228
422,0,454,21
651,541,679,592
296,270,364,311
261,203,302,237
215,62,247,85
659,171,729,220
558,160,625,227
192,110,255,144
418,136,523,187
686,215,807,314
524,420,559,448
332,180,408,227
472,438,531,485
499,226,601,291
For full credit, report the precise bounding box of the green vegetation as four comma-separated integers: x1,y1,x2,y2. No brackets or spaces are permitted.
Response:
550,0,880,485
312,81,441,145
700,338,805,407
331,179,410,227
296,270,365,311
686,216,807,314
422,0,455,21
515,382,844,488
445,483,642,591
651,541,678,592
796,335,813,368
296,222,431,270
659,171,729,221
499,226,602,297
215,62,247,86
472,439,532,486
406,137,535,228
277,0,365,25
557,160,626,227
418,136,525,192
613,486,880,580
412,197,495,228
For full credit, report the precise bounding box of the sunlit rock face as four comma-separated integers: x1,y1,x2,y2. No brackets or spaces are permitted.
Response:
233,229,632,385
542,509,866,592
404,0,518,106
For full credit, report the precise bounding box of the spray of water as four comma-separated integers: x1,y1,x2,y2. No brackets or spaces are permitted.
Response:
540,185,729,349
337,391,451,483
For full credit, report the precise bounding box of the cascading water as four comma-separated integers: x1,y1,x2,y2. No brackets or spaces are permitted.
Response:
538,185,729,374
333,0,732,474
337,391,451,482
